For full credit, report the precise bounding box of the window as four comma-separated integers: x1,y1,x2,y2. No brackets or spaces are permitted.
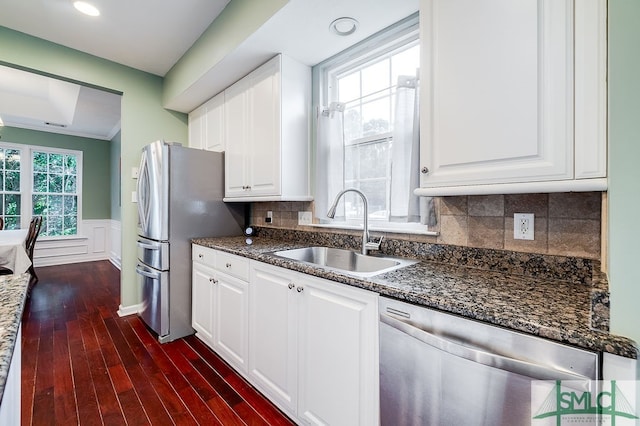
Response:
0,147,22,229
338,43,420,221
0,142,81,237
32,151,79,236
315,14,426,231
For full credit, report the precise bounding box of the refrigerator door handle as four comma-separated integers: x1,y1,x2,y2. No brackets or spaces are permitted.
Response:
136,264,161,280
380,312,589,381
137,239,161,250
137,153,150,233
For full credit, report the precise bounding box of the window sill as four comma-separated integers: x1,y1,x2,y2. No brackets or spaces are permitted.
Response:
310,222,438,236
38,234,89,242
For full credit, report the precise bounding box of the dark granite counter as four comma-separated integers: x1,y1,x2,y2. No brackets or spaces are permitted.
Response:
192,231,638,359
0,274,30,403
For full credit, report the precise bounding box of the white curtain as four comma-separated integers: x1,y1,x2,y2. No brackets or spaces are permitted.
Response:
390,76,436,226
315,102,345,221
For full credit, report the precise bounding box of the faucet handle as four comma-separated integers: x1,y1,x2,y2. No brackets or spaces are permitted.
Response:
365,235,384,251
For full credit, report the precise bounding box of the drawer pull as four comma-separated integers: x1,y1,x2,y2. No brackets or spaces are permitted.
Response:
288,283,295,290
226,263,232,268
209,278,218,284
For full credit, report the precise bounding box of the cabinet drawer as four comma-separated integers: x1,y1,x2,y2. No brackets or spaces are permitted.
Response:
216,251,250,281
192,244,216,265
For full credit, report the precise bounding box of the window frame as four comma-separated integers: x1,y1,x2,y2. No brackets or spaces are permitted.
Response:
0,141,83,239
312,14,434,234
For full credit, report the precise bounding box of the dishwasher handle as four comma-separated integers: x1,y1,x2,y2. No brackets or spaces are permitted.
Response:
380,312,590,381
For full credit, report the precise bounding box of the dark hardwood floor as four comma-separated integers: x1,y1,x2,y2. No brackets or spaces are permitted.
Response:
21,260,295,425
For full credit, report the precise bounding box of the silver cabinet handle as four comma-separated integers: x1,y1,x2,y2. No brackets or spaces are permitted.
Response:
209,278,218,284
421,166,429,174
198,253,203,258
288,283,295,290
296,286,304,293
226,263,232,268
380,313,589,381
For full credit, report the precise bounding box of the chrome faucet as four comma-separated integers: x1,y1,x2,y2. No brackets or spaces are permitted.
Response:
327,188,384,255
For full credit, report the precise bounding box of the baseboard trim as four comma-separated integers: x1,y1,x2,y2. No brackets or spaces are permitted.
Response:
109,256,122,270
118,303,142,317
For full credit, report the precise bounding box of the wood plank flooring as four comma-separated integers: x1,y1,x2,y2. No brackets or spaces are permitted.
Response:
21,260,295,425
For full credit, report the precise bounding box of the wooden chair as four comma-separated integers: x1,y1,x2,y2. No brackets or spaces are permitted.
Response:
25,216,43,284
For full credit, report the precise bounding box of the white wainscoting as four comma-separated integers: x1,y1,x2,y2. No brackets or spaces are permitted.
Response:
109,220,122,269
33,219,121,268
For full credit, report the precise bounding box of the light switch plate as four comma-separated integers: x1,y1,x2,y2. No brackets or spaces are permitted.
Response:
298,211,312,225
132,191,137,203
514,213,534,240
131,167,139,179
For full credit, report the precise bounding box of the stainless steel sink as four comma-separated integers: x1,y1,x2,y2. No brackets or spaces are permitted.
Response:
271,246,417,277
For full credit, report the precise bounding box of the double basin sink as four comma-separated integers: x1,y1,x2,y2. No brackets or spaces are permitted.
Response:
271,246,417,278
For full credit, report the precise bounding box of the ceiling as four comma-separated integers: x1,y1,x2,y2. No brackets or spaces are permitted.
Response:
0,0,231,77
0,0,418,140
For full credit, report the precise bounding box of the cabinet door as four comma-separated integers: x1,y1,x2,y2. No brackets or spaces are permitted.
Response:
213,271,249,373
188,104,206,149
192,262,216,345
204,93,225,152
248,263,298,416
246,58,281,196
297,276,379,426
420,0,573,187
224,79,249,197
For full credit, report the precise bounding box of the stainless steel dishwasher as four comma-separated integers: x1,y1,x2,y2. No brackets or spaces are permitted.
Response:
379,297,600,426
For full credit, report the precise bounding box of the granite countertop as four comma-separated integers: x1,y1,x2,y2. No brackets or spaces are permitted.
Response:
193,234,638,359
0,273,30,403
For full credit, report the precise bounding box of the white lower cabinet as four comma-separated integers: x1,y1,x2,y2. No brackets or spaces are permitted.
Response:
192,245,380,425
0,326,21,425
192,246,249,374
248,264,298,413
249,262,380,426
192,260,216,346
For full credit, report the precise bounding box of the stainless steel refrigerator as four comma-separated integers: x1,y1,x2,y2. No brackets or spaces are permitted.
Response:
135,140,244,343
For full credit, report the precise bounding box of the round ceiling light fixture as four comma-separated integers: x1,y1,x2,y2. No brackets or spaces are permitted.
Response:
329,17,359,36
73,1,100,17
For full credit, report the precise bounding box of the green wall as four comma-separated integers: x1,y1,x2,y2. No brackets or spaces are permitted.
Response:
0,126,111,219
110,131,121,221
0,26,187,309
608,1,640,345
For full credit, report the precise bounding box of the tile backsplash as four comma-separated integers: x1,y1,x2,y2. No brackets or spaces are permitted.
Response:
250,192,602,260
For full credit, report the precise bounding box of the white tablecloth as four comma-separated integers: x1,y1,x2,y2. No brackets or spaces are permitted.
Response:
0,230,30,274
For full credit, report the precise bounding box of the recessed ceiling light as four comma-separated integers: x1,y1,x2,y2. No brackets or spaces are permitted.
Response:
330,17,359,37
73,1,100,17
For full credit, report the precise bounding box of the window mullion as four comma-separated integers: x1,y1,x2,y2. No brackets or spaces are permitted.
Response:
23,147,33,229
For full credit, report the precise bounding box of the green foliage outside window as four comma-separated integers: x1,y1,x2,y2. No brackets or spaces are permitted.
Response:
0,148,21,229
32,151,79,236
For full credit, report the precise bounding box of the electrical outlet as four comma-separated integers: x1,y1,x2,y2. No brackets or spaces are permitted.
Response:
514,213,534,240
265,210,273,224
298,211,312,225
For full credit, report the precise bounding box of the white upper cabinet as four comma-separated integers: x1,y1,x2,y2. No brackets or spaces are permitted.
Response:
416,0,607,196
188,92,225,152
224,54,312,202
